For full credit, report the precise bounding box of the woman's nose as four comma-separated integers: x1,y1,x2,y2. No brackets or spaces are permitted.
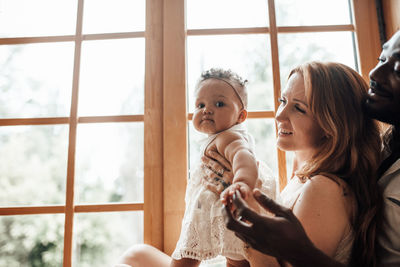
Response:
275,106,286,122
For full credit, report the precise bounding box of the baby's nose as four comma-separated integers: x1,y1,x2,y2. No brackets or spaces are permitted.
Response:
203,106,213,114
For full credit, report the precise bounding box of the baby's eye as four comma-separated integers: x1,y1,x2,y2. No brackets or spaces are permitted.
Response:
197,103,205,109
216,101,225,107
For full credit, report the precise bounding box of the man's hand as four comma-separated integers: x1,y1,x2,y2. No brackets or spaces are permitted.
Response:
223,189,318,265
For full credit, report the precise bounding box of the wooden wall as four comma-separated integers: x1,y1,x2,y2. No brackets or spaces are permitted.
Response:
383,0,400,38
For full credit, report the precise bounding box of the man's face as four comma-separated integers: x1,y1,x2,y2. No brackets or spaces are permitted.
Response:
365,31,400,125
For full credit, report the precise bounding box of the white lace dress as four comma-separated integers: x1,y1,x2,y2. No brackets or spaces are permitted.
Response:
172,124,276,262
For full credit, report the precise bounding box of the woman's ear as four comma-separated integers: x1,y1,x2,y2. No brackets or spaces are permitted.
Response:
237,109,248,123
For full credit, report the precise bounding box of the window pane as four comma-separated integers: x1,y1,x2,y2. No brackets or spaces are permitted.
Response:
188,122,204,173
187,35,274,112
187,0,269,29
278,32,357,86
0,0,77,37
83,0,145,34
79,39,145,116
275,0,351,26
0,125,68,206
0,43,74,118
75,123,144,204
246,119,278,178
0,214,64,266
73,211,143,267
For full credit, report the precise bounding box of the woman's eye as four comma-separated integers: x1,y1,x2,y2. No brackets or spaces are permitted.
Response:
278,98,286,104
378,57,386,63
216,101,224,107
295,105,306,113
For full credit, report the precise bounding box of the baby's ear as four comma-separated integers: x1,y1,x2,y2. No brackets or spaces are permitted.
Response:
238,109,248,123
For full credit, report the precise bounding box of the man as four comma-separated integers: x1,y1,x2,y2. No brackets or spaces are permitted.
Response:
222,30,400,267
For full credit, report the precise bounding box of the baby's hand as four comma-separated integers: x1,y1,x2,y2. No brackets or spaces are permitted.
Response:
221,182,251,206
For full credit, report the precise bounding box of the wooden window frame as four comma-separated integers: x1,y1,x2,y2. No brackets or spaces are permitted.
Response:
0,0,381,265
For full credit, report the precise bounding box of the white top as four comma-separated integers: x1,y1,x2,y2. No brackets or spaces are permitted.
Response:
172,124,276,262
378,158,400,266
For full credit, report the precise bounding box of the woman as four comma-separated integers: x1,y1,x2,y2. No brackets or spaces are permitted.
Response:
115,62,382,266
214,62,382,266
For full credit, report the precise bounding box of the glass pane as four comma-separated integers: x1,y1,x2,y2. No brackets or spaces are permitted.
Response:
188,119,278,180
79,39,145,116
276,0,351,26
0,0,77,37
0,125,68,206
73,211,143,267
246,119,278,178
278,32,357,87
187,0,268,29
75,123,144,204
0,43,74,118
187,35,274,112
188,122,205,174
0,214,64,266
83,0,145,34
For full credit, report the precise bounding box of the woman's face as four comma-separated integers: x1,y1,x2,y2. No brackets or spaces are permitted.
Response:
275,73,325,159
366,30,400,125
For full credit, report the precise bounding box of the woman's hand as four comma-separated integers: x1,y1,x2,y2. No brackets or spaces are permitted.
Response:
222,189,316,263
201,150,234,195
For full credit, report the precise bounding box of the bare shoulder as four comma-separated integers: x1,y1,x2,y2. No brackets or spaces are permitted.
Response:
293,175,354,256
302,175,344,197
296,174,354,217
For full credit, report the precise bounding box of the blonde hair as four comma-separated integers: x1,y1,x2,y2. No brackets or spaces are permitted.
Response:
290,62,382,267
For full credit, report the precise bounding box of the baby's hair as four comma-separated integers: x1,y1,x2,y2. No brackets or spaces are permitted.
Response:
196,68,248,109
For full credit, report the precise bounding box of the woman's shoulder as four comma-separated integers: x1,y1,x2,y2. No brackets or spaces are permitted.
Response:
300,175,356,218
302,175,354,201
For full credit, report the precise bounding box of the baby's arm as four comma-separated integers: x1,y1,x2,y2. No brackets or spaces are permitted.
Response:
213,131,258,202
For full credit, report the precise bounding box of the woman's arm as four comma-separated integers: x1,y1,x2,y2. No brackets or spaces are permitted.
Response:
291,175,351,257
224,190,345,267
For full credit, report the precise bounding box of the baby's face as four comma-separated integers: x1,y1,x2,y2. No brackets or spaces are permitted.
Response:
193,79,244,134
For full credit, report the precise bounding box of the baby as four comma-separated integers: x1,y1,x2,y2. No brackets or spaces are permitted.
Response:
171,68,273,267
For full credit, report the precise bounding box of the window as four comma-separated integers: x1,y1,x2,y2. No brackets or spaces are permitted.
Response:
0,0,381,266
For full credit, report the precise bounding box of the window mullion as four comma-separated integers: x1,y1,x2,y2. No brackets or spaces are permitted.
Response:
268,0,287,191
63,0,84,266
162,0,188,255
144,0,164,251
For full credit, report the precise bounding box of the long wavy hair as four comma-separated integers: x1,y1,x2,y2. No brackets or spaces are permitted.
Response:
290,62,382,267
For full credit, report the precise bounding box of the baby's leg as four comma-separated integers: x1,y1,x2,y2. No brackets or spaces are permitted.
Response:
116,244,171,267
226,258,250,267
170,258,200,267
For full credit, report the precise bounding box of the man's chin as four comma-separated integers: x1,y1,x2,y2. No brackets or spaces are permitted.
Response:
364,101,397,125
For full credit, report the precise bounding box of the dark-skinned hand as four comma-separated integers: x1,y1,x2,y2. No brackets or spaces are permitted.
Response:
222,189,316,264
